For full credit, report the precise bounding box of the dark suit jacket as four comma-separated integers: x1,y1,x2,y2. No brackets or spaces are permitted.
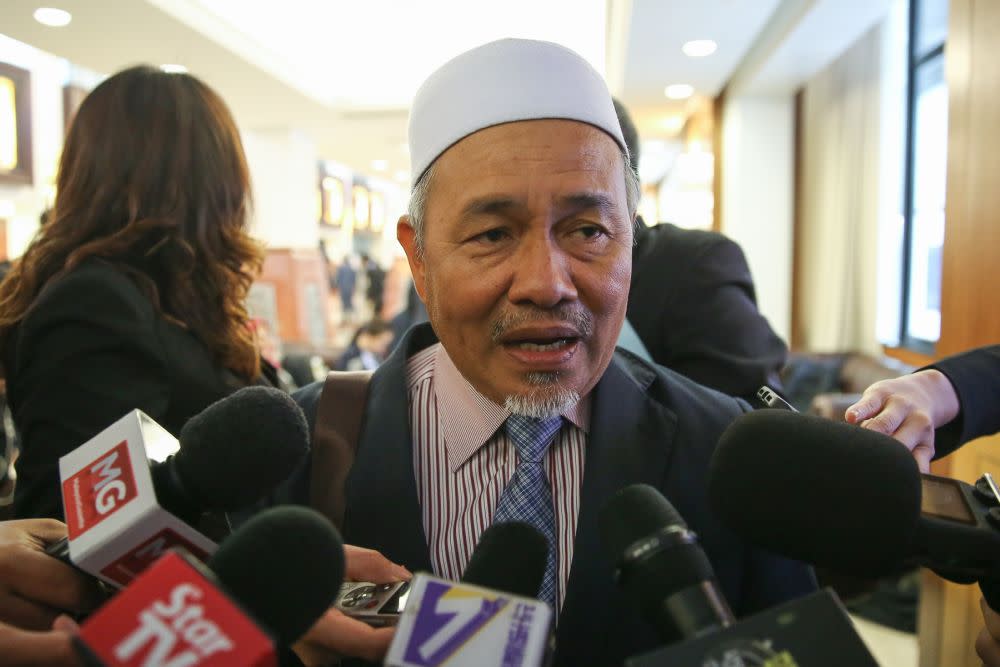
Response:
284,324,816,667
629,219,787,402
930,345,1000,458
3,259,254,520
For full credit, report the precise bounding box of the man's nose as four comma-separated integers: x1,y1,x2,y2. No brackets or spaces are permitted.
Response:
507,236,578,308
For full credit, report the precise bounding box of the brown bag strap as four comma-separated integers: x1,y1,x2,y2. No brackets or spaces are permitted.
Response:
309,370,372,532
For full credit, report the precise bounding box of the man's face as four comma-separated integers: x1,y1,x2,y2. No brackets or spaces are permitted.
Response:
398,119,633,409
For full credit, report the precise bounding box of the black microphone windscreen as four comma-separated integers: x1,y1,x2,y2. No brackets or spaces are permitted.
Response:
600,483,688,564
176,386,310,509
461,522,548,599
600,485,718,613
208,506,344,645
709,410,922,577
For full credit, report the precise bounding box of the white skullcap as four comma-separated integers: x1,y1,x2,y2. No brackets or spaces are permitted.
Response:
407,38,626,187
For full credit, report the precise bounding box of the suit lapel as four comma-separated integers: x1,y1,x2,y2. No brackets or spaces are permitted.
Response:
341,325,436,573
555,351,678,662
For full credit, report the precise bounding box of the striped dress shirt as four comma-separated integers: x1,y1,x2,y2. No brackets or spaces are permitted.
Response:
406,343,589,610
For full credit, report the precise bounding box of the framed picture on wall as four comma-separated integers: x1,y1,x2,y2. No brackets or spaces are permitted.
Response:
320,174,346,227
352,184,370,230
0,62,33,185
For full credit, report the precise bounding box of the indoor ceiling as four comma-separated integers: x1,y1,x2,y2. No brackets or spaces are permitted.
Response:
1,0,893,183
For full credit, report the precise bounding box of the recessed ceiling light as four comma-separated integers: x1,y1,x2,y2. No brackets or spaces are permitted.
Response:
33,7,72,27
371,159,388,172
160,64,188,74
394,170,409,183
682,40,717,58
664,84,694,100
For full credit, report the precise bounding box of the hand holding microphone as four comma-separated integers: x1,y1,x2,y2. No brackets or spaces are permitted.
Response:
0,620,82,667
845,369,961,472
0,519,102,631
0,518,93,666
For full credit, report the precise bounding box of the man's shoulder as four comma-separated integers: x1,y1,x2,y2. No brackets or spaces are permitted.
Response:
612,348,750,418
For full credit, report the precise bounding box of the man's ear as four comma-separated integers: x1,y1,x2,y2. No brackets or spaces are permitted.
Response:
397,215,427,303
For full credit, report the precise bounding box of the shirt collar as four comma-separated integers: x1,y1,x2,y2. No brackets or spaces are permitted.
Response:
432,343,590,472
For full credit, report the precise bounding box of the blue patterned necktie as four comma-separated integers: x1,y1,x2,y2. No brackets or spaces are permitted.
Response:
493,414,563,611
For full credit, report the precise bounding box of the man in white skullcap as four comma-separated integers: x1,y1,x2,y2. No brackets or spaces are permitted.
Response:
284,38,816,666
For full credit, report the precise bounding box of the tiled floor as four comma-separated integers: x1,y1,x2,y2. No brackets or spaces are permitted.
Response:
851,615,919,667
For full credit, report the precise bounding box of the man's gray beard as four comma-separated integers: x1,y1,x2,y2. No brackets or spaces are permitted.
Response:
504,371,581,419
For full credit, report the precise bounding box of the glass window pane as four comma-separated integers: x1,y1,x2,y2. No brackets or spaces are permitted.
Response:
906,55,947,343
915,0,949,59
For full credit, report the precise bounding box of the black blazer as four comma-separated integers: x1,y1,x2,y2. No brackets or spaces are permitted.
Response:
628,219,787,402
286,324,816,667
930,345,1000,458
3,260,254,520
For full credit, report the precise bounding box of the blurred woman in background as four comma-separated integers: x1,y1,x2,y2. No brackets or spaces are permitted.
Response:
0,65,272,519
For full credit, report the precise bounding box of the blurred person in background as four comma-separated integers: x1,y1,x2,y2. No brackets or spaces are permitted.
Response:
0,65,277,520
389,280,429,348
336,253,358,323
335,319,395,372
361,253,386,318
250,318,295,392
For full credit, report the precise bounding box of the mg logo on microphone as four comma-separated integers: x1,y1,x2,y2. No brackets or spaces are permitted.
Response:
113,582,234,667
63,440,138,538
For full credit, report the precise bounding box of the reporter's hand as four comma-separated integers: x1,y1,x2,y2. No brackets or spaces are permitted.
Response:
977,597,1000,666
845,370,960,473
293,545,411,666
0,619,82,667
0,519,103,631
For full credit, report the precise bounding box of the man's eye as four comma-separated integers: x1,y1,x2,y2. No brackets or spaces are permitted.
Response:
575,225,606,239
474,228,509,243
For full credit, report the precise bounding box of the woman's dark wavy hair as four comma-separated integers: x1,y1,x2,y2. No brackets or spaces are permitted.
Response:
0,65,263,380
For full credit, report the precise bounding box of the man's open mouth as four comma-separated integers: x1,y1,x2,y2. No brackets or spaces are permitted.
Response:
505,337,579,351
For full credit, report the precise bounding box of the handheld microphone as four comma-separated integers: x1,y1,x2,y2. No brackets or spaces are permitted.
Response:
460,520,548,597
385,521,554,667
605,484,880,667
708,411,1000,602
53,386,309,587
600,484,734,644
150,386,310,524
76,505,343,667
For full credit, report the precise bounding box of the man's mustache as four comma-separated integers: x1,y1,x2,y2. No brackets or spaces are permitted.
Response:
490,304,594,343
